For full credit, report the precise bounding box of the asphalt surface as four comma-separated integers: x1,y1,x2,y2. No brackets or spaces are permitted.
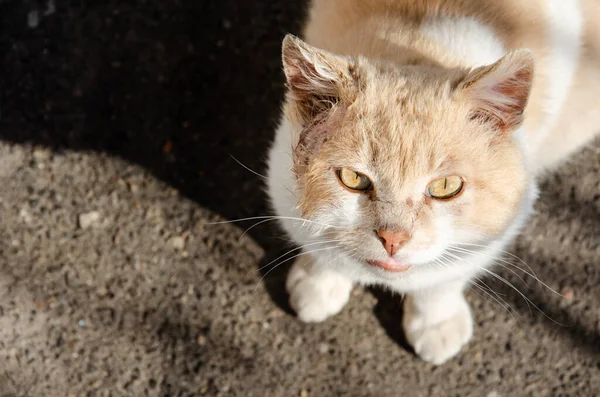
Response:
1,1,599,396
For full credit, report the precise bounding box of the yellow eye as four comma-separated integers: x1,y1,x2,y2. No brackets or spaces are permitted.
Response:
337,168,372,191
426,176,464,199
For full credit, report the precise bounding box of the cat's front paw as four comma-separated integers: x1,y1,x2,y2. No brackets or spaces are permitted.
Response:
402,295,473,365
286,258,353,323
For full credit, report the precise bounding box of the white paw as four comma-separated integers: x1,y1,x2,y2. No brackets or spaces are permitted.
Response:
286,258,353,323
402,295,473,365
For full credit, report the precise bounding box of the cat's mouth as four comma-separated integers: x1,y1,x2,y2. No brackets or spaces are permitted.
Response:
366,258,411,272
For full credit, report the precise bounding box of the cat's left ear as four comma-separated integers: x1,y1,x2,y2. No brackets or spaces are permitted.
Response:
282,34,357,121
459,49,535,132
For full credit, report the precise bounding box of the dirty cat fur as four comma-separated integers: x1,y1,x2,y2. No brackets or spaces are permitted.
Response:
267,0,600,364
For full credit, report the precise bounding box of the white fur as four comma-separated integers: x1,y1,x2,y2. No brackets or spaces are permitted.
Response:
286,256,353,323
266,118,296,231
402,281,473,364
420,17,507,67
538,0,583,143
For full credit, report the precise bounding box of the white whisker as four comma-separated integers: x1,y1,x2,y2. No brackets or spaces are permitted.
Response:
447,244,562,297
254,246,338,292
239,218,276,239
207,215,342,230
443,251,565,326
468,278,518,322
229,154,268,179
453,242,544,291
447,247,529,287
257,240,342,272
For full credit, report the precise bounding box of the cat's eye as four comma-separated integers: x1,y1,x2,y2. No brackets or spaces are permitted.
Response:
426,175,464,199
337,168,372,192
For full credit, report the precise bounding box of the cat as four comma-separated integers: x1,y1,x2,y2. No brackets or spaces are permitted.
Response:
266,0,600,364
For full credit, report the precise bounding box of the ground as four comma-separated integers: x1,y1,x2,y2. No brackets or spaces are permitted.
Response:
1,1,599,396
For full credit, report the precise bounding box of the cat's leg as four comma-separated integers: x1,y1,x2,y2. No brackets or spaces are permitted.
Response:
286,254,353,323
402,279,472,365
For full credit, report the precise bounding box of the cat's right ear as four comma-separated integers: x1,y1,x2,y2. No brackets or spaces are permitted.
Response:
282,35,356,121
459,49,534,133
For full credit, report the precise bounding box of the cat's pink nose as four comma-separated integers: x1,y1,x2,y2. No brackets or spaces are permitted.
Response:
376,230,409,256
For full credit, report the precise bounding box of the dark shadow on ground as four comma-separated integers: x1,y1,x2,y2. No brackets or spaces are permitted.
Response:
1,0,305,251
369,287,414,354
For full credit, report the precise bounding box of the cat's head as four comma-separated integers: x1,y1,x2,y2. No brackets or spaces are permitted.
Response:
281,35,534,282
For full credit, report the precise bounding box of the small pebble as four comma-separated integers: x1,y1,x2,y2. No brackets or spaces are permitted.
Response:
128,183,140,194
78,211,101,229
78,319,85,327
33,147,50,160
169,236,185,250
27,10,40,28
19,208,33,223
318,343,329,354
300,389,308,397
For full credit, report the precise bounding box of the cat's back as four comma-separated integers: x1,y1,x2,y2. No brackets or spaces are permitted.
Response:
304,0,600,172
304,0,548,53
536,0,600,170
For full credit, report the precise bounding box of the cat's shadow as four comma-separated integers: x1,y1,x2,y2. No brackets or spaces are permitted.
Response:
256,240,297,316
368,287,415,353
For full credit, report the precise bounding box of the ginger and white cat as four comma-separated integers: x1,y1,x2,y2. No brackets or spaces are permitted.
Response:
266,0,600,364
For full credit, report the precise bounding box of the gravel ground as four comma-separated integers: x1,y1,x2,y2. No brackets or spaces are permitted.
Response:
1,1,599,396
